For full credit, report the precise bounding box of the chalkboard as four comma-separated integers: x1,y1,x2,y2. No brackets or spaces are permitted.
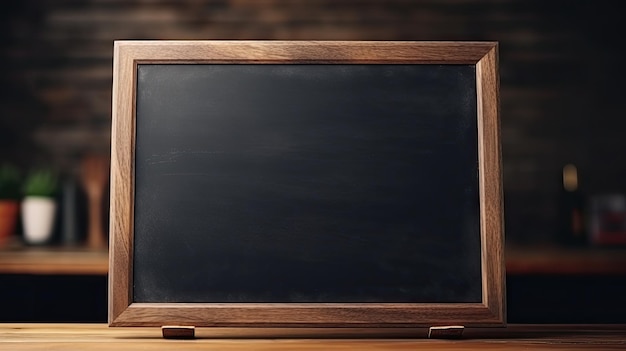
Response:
109,41,505,329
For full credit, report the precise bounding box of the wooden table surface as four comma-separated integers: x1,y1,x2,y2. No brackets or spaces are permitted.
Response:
0,324,625,350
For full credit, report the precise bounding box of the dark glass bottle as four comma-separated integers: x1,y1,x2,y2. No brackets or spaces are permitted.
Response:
557,164,587,245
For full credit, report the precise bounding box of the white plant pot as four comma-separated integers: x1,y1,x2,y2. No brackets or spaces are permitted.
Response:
21,196,57,245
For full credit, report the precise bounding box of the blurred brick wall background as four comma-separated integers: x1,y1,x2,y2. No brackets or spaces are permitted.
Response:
0,0,622,244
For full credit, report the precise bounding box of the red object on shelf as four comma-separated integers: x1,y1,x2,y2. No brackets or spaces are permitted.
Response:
589,194,626,246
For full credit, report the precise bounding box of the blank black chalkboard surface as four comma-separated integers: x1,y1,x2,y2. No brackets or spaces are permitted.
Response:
108,41,505,330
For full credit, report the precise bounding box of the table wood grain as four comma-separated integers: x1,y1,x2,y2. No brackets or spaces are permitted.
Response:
0,324,624,350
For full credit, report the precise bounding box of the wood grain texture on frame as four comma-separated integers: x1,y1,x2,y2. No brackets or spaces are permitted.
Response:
108,40,505,329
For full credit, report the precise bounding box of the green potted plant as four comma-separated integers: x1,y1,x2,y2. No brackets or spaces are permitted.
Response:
0,164,21,246
21,169,59,245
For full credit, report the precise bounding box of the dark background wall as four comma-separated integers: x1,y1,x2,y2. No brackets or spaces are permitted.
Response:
1,0,624,324
1,0,622,245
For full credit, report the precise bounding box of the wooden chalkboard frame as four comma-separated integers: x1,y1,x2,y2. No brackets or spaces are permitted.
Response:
108,41,505,328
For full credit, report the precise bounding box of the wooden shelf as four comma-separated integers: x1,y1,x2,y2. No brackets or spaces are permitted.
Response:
0,243,108,276
505,245,626,275
1,241,625,276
